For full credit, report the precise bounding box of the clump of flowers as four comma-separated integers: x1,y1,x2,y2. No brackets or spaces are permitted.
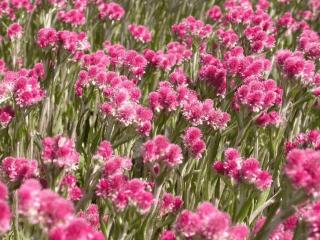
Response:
172,16,212,44
159,192,183,216
0,181,11,235
41,135,80,169
213,148,272,190
2,156,38,182
142,135,183,169
285,148,320,195
182,127,206,160
175,202,248,239
285,129,320,153
97,2,125,21
199,53,227,95
144,42,192,72
234,78,282,112
128,24,152,43
276,50,316,84
96,140,154,214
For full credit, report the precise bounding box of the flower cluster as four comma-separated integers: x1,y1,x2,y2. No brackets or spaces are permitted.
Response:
128,24,152,43
234,77,282,112
2,156,38,182
0,0,320,238
144,42,192,72
0,181,11,235
298,30,320,60
255,111,281,127
0,64,45,114
206,5,222,21
175,202,248,239
172,16,212,44
199,53,227,95
159,193,183,217
57,9,86,26
149,83,230,129
213,148,272,190
41,135,80,169
18,179,104,239
78,204,100,230
37,28,90,54
97,2,125,21
7,23,23,39
253,215,298,240
182,127,206,160
0,106,15,128
276,50,316,84
96,140,154,214
142,135,183,169
285,129,320,154
61,174,83,201
223,47,271,79
104,42,147,77
99,73,153,135
285,148,320,195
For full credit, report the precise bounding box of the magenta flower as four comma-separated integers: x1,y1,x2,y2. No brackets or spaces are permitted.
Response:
176,202,248,239
41,135,80,169
7,23,23,39
128,24,152,43
159,193,183,216
142,135,183,168
285,148,320,195
213,148,272,190
2,156,38,182
182,127,206,160
98,2,125,21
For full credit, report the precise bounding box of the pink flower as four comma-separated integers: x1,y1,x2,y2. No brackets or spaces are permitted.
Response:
175,210,200,237
62,174,77,188
57,9,86,26
0,182,8,200
256,111,281,127
128,24,152,43
2,156,38,181
78,204,100,229
216,29,239,49
0,105,14,127
207,5,222,21
169,68,188,86
14,76,45,107
234,78,282,112
285,148,320,195
0,200,11,234
176,202,249,239
199,54,227,95
94,140,113,161
98,2,125,21
213,148,272,190
142,135,183,168
148,82,179,112
160,230,176,240
159,193,183,216
49,218,105,240
38,189,74,227
41,135,80,169
37,28,57,48
69,187,83,201
285,130,320,153
183,127,206,159
172,16,212,44
18,179,42,222
7,23,23,39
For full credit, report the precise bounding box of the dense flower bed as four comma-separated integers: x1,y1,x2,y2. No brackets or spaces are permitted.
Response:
0,0,319,239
